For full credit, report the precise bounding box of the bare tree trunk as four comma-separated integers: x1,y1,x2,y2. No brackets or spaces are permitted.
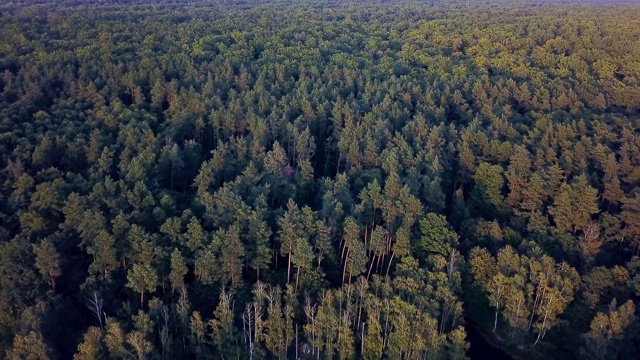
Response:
533,310,549,346
364,226,368,251
383,300,390,351
386,234,391,254
385,251,395,278
87,291,104,329
274,246,278,271
287,251,292,284
514,298,522,339
49,274,56,291
361,322,365,356
367,254,376,280
494,289,501,332
528,285,542,331
342,247,350,286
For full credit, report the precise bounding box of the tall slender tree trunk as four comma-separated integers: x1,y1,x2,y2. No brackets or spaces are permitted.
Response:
361,321,365,356
528,285,542,331
386,234,391,254
273,241,278,271
494,291,501,332
514,298,522,338
385,251,395,278
364,226,368,251
367,254,376,280
287,251,292,284
533,310,549,346
342,247,350,286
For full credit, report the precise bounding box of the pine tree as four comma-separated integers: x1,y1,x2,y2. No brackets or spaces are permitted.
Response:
126,263,158,305
87,230,118,279
581,300,635,360
32,239,61,291
245,203,272,280
73,327,104,360
169,249,188,292
278,199,301,285
210,289,238,358
219,225,245,287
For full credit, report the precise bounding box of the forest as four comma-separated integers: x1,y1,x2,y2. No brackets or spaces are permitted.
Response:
0,0,639,359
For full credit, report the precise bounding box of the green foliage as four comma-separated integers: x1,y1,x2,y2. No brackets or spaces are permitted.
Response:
581,300,635,360
73,327,104,360
6,331,51,360
419,213,459,258
126,264,158,305
32,239,61,290
0,1,639,359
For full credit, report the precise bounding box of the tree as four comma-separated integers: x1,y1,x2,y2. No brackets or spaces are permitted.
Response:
548,175,599,234
291,236,314,290
469,162,505,218
621,194,640,253
126,263,158,305
581,300,635,360
245,203,272,280
264,286,290,359
32,239,61,291
73,327,104,360
86,291,105,329
446,326,470,360
209,289,238,358
548,182,575,234
520,172,548,233
87,230,119,279
277,199,300,282
418,213,459,259
362,296,384,359
315,290,340,359
602,154,624,206
341,217,361,285
218,225,245,287
185,217,206,252
6,331,51,360
505,145,532,209
345,236,367,285
126,331,153,360
579,222,604,269
104,320,127,358
470,246,580,345
303,296,321,358
169,248,188,292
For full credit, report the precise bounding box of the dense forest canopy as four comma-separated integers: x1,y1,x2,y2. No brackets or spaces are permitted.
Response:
1,0,640,359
